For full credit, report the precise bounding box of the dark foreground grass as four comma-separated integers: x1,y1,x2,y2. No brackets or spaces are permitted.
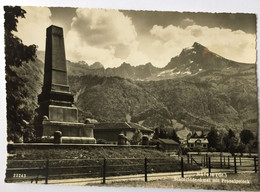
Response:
90,173,259,191
7,146,200,180
9,146,166,160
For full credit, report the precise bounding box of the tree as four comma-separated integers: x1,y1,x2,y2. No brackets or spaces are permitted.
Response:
5,6,37,142
237,143,246,155
153,128,159,139
240,129,254,145
246,140,255,155
223,129,236,152
159,129,167,139
180,146,191,155
229,137,239,156
252,134,258,150
208,147,216,152
228,129,235,138
207,127,219,149
171,130,180,143
217,142,226,153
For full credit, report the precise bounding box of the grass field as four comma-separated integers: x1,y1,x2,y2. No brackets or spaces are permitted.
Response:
6,145,200,181
8,145,167,160
92,173,259,191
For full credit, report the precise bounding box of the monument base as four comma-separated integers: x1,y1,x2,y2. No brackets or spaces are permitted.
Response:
42,136,96,144
41,120,96,144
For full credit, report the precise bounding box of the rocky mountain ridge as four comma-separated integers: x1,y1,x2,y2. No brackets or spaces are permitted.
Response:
37,42,255,81
26,43,258,135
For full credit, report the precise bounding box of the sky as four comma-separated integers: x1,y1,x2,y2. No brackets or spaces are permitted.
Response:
14,6,256,68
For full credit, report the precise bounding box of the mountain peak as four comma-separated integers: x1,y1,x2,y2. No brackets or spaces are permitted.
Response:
164,41,247,73
89,62,104,69
120,62,132,67
144,62,153,67
192,42,206,49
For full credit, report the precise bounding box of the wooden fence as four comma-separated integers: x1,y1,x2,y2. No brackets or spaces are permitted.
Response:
5,155,258,184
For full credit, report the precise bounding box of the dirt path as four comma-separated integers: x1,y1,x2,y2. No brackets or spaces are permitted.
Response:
35,168,238,186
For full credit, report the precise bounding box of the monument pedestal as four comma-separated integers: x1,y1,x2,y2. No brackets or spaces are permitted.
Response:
36,25,96,144
41,121,96,144
48,105,78,123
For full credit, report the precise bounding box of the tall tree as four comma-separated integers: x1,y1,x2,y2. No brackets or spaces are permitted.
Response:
240,129,254,145
5,6,37,142
153,127,159,139
207,127,219,149
223,129,236,152
228,129,235,138
229,137,239,155
171,129,180,143
159,129,167,139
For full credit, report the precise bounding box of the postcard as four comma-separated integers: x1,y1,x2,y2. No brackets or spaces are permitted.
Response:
1,1,259,192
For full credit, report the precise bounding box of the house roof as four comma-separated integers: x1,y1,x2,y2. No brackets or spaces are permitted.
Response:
157,138,179,145
127,122,154,133
190,131,207,138
94,122,154,133
188,138,208,144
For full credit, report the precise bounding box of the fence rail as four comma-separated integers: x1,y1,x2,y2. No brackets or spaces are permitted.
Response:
6,155,258,184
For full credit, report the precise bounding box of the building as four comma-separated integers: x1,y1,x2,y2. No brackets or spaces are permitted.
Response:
153,138,180,153
187,131,208,151
93,122,154,144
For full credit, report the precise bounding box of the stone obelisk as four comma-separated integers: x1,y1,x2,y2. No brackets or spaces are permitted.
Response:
37,25,96,144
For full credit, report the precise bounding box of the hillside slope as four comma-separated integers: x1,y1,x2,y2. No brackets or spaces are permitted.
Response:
12,43,258,137
69,75,170,124
68,69,257,134
138,69,258,132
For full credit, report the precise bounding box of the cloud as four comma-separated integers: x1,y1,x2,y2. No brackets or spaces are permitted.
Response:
66,30,124,67
148,24,256,64
14,7,256,68
66,8,146,68
15,7,52,50
180,18,196,28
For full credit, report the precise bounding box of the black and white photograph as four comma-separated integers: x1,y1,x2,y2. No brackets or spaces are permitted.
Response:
1,1,260,192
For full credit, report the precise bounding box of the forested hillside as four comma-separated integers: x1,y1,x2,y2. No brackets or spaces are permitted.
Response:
14,43,258,140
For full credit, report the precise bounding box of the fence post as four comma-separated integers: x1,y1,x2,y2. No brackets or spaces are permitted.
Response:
220,154,222,168
144,158,148,182
206,154,208,167
254,157,257,173
191,155,193,165
228,156,230,169
187,155,189,164
103,158,106,184
181,157,184,178
234,156,237,174
224,156,226,168
208,157,211,176
239,157,242,166
45,159,49,184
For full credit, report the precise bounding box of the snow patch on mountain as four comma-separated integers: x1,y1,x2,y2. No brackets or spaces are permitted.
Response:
157,69,175,77
184,46,194,51
157,67,193,77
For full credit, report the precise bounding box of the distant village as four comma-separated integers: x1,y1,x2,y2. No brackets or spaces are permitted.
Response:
86,117,257,156
87,118,209,154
